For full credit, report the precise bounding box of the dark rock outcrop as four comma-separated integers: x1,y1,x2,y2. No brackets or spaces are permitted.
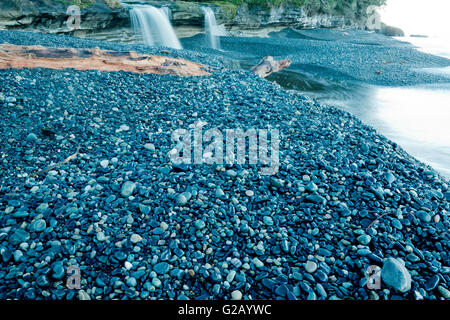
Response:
0,0,128,32
0,0,390,36
377,23,405,37
146,1,359,30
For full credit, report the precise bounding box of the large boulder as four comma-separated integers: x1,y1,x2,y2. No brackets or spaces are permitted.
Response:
378,23,405,37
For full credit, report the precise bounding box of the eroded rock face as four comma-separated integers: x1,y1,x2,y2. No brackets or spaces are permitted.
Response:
0,0,365,35
145,1,357,29
2,0,399,39
231,3,351,29
0,0,128,32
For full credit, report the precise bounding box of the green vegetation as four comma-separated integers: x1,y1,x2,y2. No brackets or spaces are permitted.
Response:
193,0,386,14
54,0,94,8
210,1,239,19
54,0,122,9
103,0,122,9
53,0,385,15
305,0,387,16
53,0,385,18
211,0,305,6
194,0,308,8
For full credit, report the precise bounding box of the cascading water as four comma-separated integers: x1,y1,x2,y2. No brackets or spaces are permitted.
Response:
128,4,182,49
201,7,223,50
159,6,172,21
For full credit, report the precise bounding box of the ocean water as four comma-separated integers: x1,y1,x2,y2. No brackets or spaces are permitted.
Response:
264,34,450,179
405,36,450,60
350,36,450,178
330,84,450,178
268,74,450,179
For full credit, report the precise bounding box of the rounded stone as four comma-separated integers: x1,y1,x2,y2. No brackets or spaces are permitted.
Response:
9,229,30,245
144,143,156,151
130,233,143,244
306,182,318,192
381,258,412,293
215,188,225,197
152,277,162,288
305,261,318,273
78,290,91,300
231,290,242,300
96,231,106,242
245,190,254,197
121,181,136,197
126,277,137,287
100,159,109,168
26,133,38,142
154,262,170,275
226,169,237,177
176,193,188,206
437,286,450,299
263,216,274,226
194,220,206,230
357,234,372,245
30,219,47,233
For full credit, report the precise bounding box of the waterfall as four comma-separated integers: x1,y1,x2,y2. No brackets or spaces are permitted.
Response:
128,5,182,49
160,6,172,21
201,7,223,50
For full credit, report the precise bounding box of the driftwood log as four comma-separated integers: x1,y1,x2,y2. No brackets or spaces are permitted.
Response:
251,56,292,78
0,43,210,76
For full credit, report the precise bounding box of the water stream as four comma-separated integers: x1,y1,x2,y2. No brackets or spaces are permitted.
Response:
127,4,182,49
201,7,224,50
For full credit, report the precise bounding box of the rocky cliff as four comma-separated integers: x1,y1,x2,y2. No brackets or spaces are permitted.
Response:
163,1,357,29
0,0,128,32
0,0,384,35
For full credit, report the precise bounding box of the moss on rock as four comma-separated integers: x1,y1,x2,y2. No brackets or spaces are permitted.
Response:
211,1,239,20
55,0,122,9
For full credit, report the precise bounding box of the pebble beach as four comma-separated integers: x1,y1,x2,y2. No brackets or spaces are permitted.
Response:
0,30,449,300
